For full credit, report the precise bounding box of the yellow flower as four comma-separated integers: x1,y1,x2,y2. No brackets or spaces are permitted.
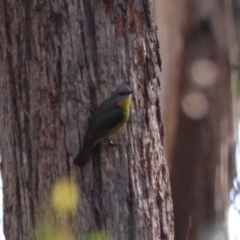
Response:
52,177,79,213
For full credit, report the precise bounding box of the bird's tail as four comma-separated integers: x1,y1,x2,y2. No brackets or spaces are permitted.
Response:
73,141,95,167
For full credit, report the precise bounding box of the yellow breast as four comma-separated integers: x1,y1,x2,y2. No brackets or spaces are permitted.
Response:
117,97,132,120
105,97,132,137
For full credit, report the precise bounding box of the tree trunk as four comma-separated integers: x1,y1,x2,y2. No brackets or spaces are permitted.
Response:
0,0,174,239
154,0,234,239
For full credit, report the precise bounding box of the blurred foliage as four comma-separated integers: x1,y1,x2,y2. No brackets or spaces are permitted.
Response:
85,231,112,240
34,177,112,240
35,224,72,240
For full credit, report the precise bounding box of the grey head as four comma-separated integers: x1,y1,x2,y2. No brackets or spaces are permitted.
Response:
90,85,133,122
113,85,133,97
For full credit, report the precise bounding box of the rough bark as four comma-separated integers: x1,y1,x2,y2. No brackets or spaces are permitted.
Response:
0,0,174,239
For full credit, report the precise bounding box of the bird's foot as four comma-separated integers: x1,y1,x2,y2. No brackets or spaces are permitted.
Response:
103,139,119,147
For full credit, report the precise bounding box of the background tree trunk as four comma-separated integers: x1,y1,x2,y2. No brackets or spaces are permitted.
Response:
154,0,236,239
170,19,233,239
0,0,174,239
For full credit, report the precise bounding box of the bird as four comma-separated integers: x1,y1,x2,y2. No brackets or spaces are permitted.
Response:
73,85,133,167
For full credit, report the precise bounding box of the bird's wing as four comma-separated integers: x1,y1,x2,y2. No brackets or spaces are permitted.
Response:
84,107,124,143
89,96,116,124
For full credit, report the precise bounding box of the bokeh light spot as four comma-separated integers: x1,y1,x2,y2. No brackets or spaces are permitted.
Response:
190,59,218,87
181,91,209,119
